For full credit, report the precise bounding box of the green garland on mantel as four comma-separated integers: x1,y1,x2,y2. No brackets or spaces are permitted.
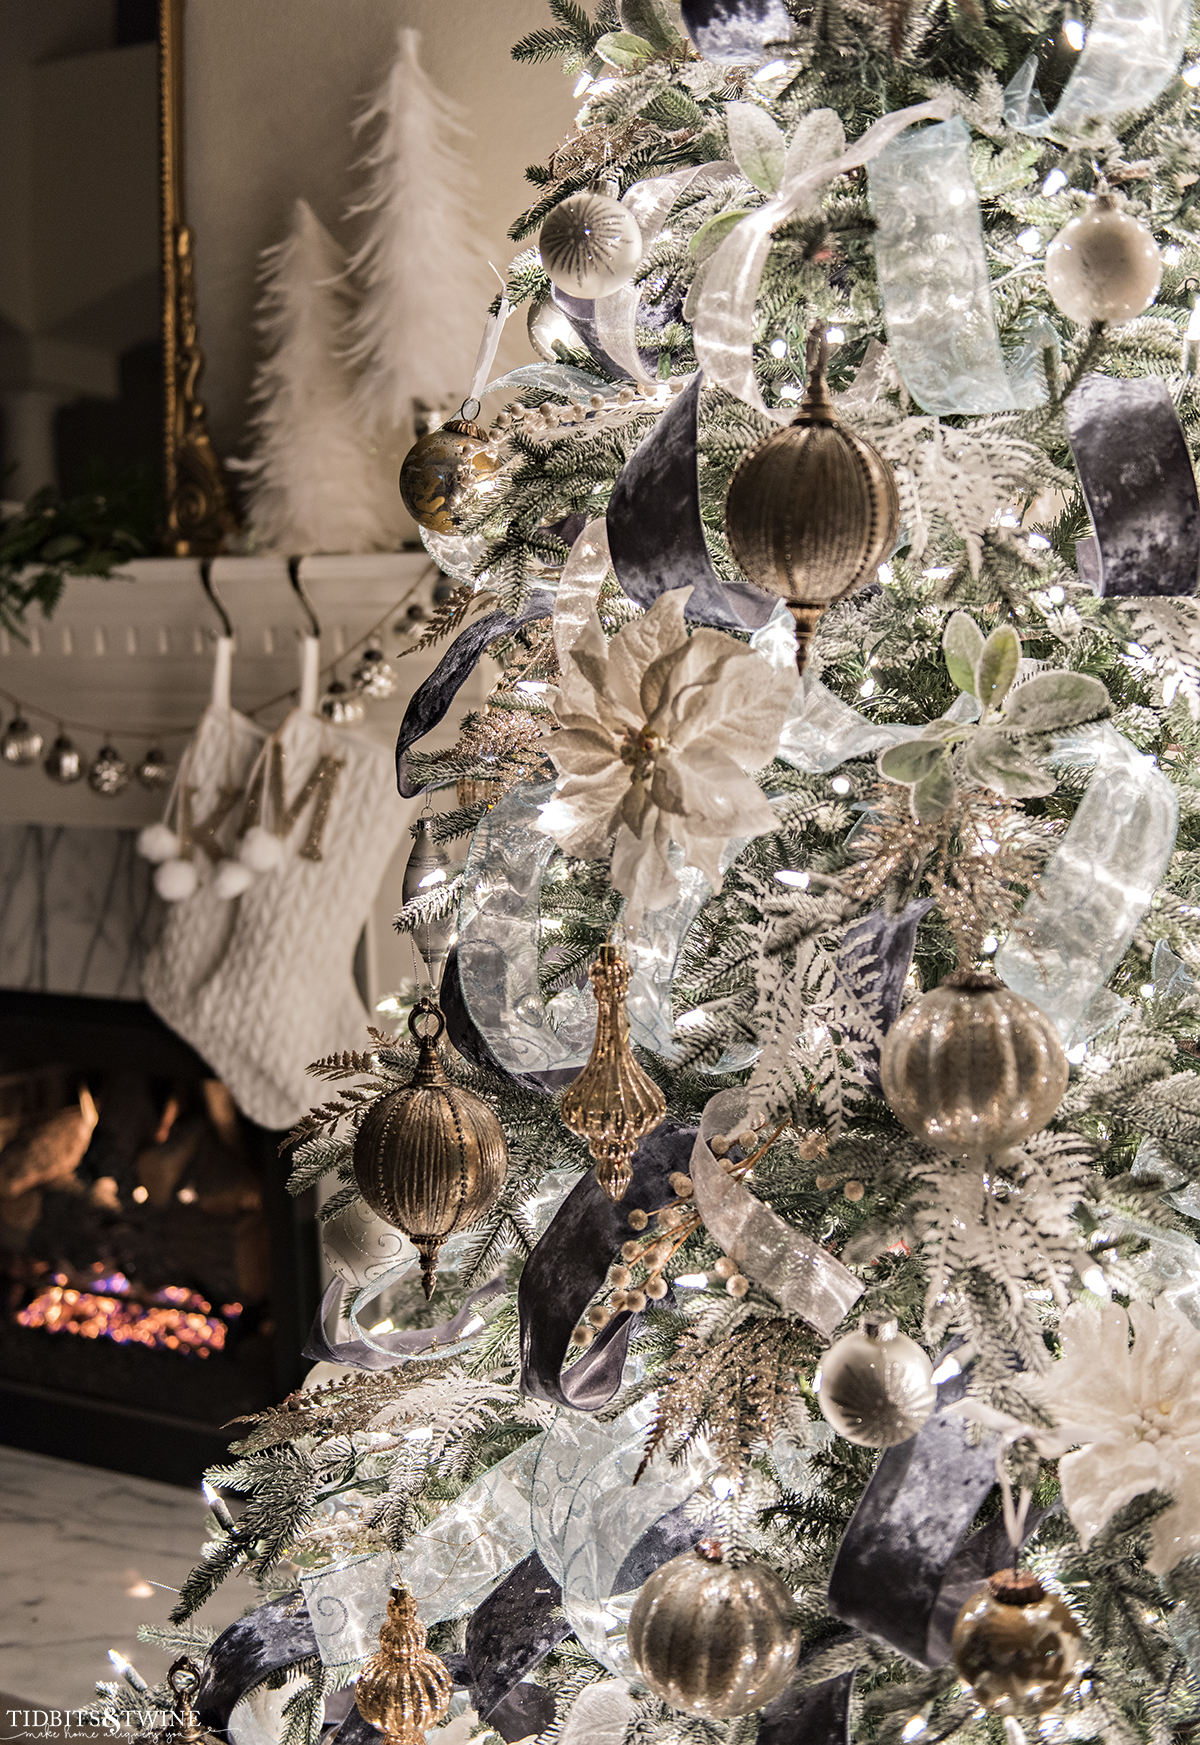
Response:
0,460,164,637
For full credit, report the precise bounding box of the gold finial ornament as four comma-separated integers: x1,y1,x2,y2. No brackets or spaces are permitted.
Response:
352,1001,508,1297
724,324,900,673
355,1585,454,1745
560,945,667,1203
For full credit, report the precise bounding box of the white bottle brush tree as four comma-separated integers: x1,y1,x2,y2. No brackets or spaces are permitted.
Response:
342,25,489,509
238,198,397,554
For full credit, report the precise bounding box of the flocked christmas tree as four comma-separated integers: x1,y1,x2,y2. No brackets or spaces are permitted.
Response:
343,25,490,539
104,5,1200,1745
237,197,398,554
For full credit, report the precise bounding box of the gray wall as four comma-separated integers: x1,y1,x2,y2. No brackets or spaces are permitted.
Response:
185,0,581,460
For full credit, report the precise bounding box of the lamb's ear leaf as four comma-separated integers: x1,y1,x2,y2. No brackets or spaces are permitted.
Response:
1002,671,1111,730
942,611,984,696
975,623,1022,715
878,738,947,785
725,102,786,194
911,756,956,822
965,726,1056,798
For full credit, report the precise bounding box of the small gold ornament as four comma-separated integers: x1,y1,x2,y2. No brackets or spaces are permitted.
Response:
560,944,667,1203
352,1000,507,1295
879,969,1068,1161
724,326,900,673
628,1540,802,1718
952,1568,1084,1717
355,1584,454,1745
399,402,497,534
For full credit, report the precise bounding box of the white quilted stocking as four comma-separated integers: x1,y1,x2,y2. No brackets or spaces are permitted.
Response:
142,704,267,1023
180,708,405,1129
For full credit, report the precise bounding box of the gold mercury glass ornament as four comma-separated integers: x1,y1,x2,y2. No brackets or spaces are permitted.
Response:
560,943,667,1203
352,999,507,1296
952,1568,1085,1717
724,325,901,673
398,397,497,534
355,1584,454,1745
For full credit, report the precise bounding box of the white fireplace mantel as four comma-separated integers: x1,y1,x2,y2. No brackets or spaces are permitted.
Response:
0,553,492,1008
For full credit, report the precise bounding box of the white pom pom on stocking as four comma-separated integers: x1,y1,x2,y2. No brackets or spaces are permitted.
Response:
213,858,255,899
138,823,180,864
154,857,199,902
238,825,285,873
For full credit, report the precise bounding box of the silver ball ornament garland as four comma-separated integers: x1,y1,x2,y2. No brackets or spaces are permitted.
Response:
87,744,130,796
1,715,44,766
44,733,83,784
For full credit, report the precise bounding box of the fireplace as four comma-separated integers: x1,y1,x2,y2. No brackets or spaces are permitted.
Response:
0,989,319,1486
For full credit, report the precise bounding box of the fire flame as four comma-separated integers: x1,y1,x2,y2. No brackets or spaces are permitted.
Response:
17,1269,243,1357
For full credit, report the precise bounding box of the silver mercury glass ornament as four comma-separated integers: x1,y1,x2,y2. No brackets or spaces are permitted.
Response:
88,743,130,796
137,747,176,790
402,814,457,989
1,714,45,766
44,733,84,784
815,1316,936,1448
349,645,397,699
319,680,366,728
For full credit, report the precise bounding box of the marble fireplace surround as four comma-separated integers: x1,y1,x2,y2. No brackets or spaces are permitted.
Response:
0,552,484,1007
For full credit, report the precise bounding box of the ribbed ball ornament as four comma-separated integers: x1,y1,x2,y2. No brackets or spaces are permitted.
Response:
353,1000,507,1296
628,1541,801,1718
725,326,900,673
879,970,1068,1161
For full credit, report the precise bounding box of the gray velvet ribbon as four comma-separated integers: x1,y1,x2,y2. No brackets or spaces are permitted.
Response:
606,370,776,630
827,1354,1042,1666
680,0,796,60
835,898,935,1089
1066,373,1200,598
518,1125,695,1409
395,593,552,797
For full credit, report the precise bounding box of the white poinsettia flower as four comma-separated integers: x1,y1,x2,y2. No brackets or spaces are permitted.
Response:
1029,1300,1200,1573
538,587,798,932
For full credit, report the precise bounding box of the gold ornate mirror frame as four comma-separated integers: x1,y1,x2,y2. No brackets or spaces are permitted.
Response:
159,0,238,555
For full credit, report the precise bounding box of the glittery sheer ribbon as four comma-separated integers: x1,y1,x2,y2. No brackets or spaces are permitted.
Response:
692,1089,864,1335
519,1125,695,1408
530,1398,718,1675
303,1274,506,1370
827,1355,1046,1665
457,774,752,1071
593,164,735,384
994,720,1178,1042
1066,373,1200,598
691,99,951,419
606,373,777,629
1003,0,1189,136
868,117,1040,414
680,0,796,60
